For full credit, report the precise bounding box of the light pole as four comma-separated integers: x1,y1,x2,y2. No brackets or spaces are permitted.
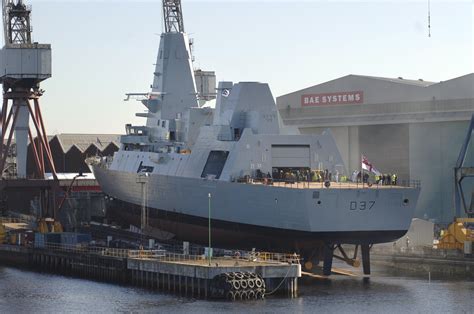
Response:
137,172,149,245
208,192,212,266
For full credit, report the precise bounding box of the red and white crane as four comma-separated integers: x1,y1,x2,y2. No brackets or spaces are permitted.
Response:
0,0,56,180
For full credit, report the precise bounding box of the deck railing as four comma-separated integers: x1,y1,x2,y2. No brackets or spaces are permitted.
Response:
0,217,31,225
238,178,421,190
33,242,300,264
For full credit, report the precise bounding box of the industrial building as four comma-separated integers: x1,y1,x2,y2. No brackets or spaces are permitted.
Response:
0,134,119,220
26,134,120,176
277,73,474,224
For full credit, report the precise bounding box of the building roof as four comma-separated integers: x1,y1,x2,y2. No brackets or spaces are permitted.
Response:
281,74,436,97
276,73,474,128
49,134,121,154
355,75,436,87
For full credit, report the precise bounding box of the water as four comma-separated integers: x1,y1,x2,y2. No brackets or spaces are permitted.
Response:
0,265,473,313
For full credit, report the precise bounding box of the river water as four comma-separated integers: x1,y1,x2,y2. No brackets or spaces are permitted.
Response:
1,265,473,313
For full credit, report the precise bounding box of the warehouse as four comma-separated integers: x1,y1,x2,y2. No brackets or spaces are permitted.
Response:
26,134,120,176
277,73,474,223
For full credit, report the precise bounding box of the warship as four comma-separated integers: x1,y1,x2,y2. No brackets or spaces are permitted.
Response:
90,0,420,274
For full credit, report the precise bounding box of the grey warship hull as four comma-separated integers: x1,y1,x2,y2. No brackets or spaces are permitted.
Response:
93,165,419,251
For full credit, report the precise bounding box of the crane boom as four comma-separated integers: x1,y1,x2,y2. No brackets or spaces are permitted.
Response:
2,0,32,45
162,0,184,33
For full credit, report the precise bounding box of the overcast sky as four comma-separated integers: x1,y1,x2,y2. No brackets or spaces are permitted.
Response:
16,0,474,134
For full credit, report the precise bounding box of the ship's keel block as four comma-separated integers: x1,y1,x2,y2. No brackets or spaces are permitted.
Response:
210,272,266,301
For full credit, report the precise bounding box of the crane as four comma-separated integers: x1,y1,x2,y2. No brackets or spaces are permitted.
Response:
0,0,56,180
162,0,185,33
2,0,31,45
0,0,60,220
454,114,474,218
437,114,474,251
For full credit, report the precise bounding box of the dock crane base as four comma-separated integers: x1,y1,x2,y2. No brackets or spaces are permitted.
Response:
454,114,474,218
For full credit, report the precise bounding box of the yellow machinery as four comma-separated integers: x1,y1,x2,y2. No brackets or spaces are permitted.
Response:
438,114,474,251
0,222,5,244
437,218,474,250
37,218,63,234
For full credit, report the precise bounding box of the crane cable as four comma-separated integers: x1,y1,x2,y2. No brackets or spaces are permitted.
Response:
428,0,431,37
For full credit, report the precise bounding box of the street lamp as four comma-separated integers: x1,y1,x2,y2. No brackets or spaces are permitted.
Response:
208,192,212,266
137,172,149,236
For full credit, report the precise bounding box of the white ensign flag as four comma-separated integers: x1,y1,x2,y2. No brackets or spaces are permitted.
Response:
361,155,381,176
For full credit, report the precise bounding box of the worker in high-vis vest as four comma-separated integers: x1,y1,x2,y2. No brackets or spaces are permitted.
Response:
392,173,397,186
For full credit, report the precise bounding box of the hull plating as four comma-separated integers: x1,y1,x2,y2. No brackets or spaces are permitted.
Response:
93,165,419,250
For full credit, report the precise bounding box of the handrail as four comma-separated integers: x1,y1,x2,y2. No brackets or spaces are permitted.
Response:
0,217,30,224
239,178,421,190
33,242,300,264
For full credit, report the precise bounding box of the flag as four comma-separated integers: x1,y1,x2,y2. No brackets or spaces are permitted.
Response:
361,155,381,176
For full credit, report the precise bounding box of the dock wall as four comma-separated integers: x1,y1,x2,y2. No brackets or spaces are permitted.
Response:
0,244,300,299
372,253,474,279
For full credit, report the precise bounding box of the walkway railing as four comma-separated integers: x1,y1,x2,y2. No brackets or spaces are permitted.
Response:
239,178,421,190
0,217,30,225
34,242,300,264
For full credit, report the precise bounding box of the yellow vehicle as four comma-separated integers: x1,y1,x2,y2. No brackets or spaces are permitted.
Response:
0,223,5,244
440,115,474,252
437,218,474,250
37,218,63,234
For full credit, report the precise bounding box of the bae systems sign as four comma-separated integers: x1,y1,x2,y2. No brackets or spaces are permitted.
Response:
301,91,364,106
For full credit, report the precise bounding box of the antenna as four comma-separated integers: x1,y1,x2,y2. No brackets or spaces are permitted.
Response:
428,0,431,37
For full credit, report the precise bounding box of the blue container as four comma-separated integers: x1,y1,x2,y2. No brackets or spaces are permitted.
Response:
34,233,45,248
45,233,62,245
60,233,91,246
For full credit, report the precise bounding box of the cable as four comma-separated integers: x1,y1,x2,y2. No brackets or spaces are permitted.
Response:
428,0,431,37
264,263,294,296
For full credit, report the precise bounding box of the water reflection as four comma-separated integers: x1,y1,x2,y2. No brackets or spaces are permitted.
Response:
0,267,472,313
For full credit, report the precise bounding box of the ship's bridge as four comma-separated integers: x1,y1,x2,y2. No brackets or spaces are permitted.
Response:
121,124,151,148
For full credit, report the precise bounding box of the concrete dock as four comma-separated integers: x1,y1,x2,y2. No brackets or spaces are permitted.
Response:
0,243,301,300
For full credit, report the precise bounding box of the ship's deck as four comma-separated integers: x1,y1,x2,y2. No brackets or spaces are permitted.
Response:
243,180,419,190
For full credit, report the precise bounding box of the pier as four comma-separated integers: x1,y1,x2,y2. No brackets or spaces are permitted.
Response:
0,243,301,300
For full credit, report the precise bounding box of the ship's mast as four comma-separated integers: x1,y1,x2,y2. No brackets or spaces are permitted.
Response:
162,0,184,33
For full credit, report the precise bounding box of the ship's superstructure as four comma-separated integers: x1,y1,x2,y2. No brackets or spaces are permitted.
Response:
91,0,420,275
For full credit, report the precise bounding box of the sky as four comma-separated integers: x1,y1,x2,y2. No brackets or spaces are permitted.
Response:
10,0,474,134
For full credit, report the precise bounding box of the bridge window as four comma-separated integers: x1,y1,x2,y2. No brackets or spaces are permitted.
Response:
201,151,229,179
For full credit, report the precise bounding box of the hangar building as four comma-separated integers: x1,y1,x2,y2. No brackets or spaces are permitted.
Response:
26,134,120,176
277,73,474,223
